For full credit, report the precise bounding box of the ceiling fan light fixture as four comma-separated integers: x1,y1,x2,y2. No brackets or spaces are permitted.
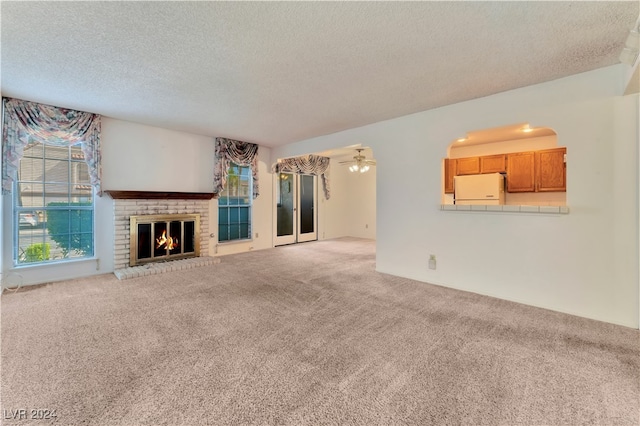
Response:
341,148,376,174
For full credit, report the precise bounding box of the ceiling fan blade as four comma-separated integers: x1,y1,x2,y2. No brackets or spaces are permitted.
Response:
339,160,356,165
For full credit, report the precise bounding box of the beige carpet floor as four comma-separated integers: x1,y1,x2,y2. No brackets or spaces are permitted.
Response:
1,237,639,425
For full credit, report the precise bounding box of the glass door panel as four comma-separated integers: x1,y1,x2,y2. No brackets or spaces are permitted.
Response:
297,174,317,243
274,173,297,246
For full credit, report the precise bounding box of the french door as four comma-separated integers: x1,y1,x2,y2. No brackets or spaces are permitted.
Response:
274,173,317,246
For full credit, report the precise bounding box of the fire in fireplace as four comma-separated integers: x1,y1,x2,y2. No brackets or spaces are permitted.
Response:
129,214,200,266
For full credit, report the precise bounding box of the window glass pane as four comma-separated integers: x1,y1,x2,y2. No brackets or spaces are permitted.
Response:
229,207,239,224
43,145,69,160
44,209,70,254
17,229,50,263
218,225,228,242
239,175,250,198
44,184,71,205
239,224,250,239
73,210,93,234
229,224,240,240
218,207,229,225
75,162,91,184
72,233,94,258
71,185,93,202
44,159,69,183
17,183,44,208
239,207,249,222
19,155,43,183
23,142,44,159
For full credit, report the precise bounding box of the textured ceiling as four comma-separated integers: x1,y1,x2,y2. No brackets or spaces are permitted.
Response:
1,1,638,148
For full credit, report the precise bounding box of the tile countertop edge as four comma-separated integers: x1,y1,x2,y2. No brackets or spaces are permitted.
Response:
440,205,570,214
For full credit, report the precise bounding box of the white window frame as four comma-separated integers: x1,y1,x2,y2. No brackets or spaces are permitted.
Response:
13,142,95,266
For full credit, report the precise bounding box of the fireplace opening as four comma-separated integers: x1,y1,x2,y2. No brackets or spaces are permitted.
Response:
130,214,200,266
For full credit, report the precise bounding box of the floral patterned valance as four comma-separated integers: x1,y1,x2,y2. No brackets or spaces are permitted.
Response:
213,137,259,198
2,97,102,195
272,154,331,199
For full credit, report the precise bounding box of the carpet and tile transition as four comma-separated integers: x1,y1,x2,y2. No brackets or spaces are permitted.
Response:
1,238,638,425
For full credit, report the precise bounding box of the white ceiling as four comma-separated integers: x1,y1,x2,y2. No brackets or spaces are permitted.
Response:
1,2,638,148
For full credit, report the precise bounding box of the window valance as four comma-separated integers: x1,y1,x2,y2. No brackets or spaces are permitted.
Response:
2,97,102,195
213,137,259,198
272,154,331,199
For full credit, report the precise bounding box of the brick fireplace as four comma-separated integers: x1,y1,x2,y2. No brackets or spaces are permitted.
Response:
107,191,216,278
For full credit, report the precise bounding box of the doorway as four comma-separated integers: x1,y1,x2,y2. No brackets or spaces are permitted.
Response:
274,173,317,246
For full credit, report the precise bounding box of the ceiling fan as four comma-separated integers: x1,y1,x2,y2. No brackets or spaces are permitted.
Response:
339,148,376,173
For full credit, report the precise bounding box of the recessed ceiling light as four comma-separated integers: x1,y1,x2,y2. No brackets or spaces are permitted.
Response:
522,127,534,133
457,138,466,142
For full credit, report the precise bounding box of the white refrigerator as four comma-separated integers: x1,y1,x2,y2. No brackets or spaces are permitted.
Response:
454,173,505,205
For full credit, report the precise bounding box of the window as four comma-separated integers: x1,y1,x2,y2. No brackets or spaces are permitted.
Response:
14,142,94,265
218,163,252,242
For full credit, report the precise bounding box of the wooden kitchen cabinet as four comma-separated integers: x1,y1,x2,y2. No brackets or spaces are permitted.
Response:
480,154,506,173
444,158,456,194
506,151,535,192
455,156,480,175
444,147,566,194
536,147,566,191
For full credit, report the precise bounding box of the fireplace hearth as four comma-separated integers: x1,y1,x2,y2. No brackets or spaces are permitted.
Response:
130,214,200,266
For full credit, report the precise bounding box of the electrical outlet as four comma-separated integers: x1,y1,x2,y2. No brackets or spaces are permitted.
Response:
365,224,369,229
428,255,436,270
255,232,259,238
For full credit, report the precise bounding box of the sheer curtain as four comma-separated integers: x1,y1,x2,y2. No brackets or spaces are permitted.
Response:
272,154,331,199
213,137,259,198
2,98,102,195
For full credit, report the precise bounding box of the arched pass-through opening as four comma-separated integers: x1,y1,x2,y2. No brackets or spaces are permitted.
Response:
442,123,567,209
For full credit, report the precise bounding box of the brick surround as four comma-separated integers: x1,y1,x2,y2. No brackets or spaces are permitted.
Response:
113,199,210,270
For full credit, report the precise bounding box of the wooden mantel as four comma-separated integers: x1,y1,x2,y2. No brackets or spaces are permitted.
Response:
104,190,217,200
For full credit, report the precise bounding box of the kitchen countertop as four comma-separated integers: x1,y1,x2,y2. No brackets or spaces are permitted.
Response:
440,204,569,214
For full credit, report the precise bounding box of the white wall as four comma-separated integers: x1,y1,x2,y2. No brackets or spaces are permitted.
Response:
345,168,376,239
318,160,351,240
101,118,215,193
273,65,639,328
333,151,376,239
